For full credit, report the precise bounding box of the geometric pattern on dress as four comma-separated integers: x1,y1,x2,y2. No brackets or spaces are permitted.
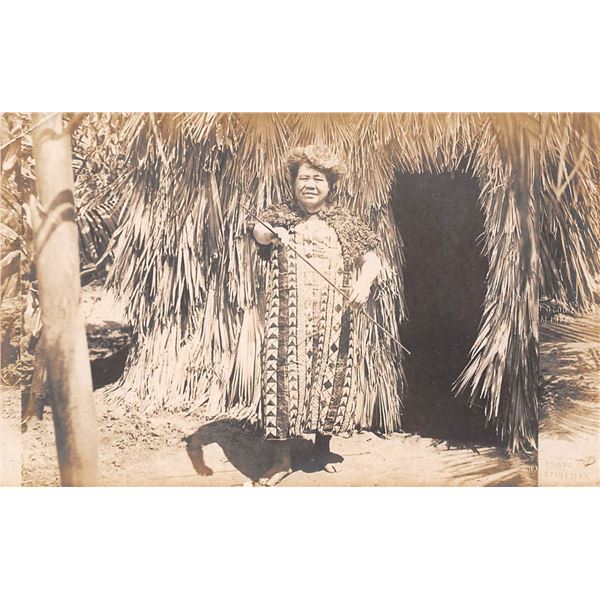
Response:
263,251,280,439
335,322,355,433
294,235,309,434
319,260,349,434
331,270,354,433
326,266,355,434
296,240,316,430
342,331,356,432
338,265,359,432
308,281,332,431
335,274,359,432
285,241,300,434
259,216,358,440
303,224,345,433
275,248,290,434
315,279,342,433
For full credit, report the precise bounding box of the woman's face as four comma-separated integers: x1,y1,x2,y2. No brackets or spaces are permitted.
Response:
294,164,330,213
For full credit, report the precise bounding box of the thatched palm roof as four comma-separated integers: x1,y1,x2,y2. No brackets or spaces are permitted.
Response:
106,113,600,454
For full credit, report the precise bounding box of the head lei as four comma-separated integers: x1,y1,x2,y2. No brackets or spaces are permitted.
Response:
286,144,348,186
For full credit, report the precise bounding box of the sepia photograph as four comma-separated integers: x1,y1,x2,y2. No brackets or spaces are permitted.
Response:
2,6,599,600
2,112,596,488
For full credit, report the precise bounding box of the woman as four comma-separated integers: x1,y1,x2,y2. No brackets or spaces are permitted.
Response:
252,145,381,486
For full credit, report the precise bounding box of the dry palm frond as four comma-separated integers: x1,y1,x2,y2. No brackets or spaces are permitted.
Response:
540,114,600,308
106,112,599,453
453,114,539,453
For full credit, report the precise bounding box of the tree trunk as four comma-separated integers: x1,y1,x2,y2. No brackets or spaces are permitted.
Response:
31,112,98,485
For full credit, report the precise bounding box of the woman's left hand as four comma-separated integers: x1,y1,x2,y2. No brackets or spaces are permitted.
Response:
347,280,372,308
348,252,381,309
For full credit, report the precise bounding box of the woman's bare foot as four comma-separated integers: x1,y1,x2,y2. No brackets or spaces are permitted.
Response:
258,465,292,486
314,433,343,474
323,461,342,473
258,445,292,486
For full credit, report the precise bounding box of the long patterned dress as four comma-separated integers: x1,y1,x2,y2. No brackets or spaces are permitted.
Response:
258,205,377,440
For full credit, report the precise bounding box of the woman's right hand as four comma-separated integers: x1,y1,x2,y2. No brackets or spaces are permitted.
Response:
271,226,290,246
253,222,291,246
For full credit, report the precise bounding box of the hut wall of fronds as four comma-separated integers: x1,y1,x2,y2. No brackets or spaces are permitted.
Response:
540,114,600,308
107,113,600,454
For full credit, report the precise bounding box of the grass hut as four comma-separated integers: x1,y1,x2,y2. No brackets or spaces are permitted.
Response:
106,113,600,454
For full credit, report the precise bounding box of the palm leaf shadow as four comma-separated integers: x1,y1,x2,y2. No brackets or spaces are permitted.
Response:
539,318,600,441
437,445,537,487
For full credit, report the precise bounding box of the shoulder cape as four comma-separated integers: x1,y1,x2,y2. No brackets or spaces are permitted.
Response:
251,201,380,265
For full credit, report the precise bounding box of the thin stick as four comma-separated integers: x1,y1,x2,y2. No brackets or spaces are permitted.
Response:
241,200,410,354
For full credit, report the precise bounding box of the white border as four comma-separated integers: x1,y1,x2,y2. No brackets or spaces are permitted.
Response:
1,489,599,599
2,3,598,597
4,2,599,111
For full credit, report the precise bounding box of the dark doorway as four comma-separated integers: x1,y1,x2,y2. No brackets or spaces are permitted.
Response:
391,172,493,443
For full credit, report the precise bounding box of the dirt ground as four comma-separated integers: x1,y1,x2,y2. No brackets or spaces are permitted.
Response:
0,284,543,488
7,294,597,488
5,310,600,487
0,382,537,487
